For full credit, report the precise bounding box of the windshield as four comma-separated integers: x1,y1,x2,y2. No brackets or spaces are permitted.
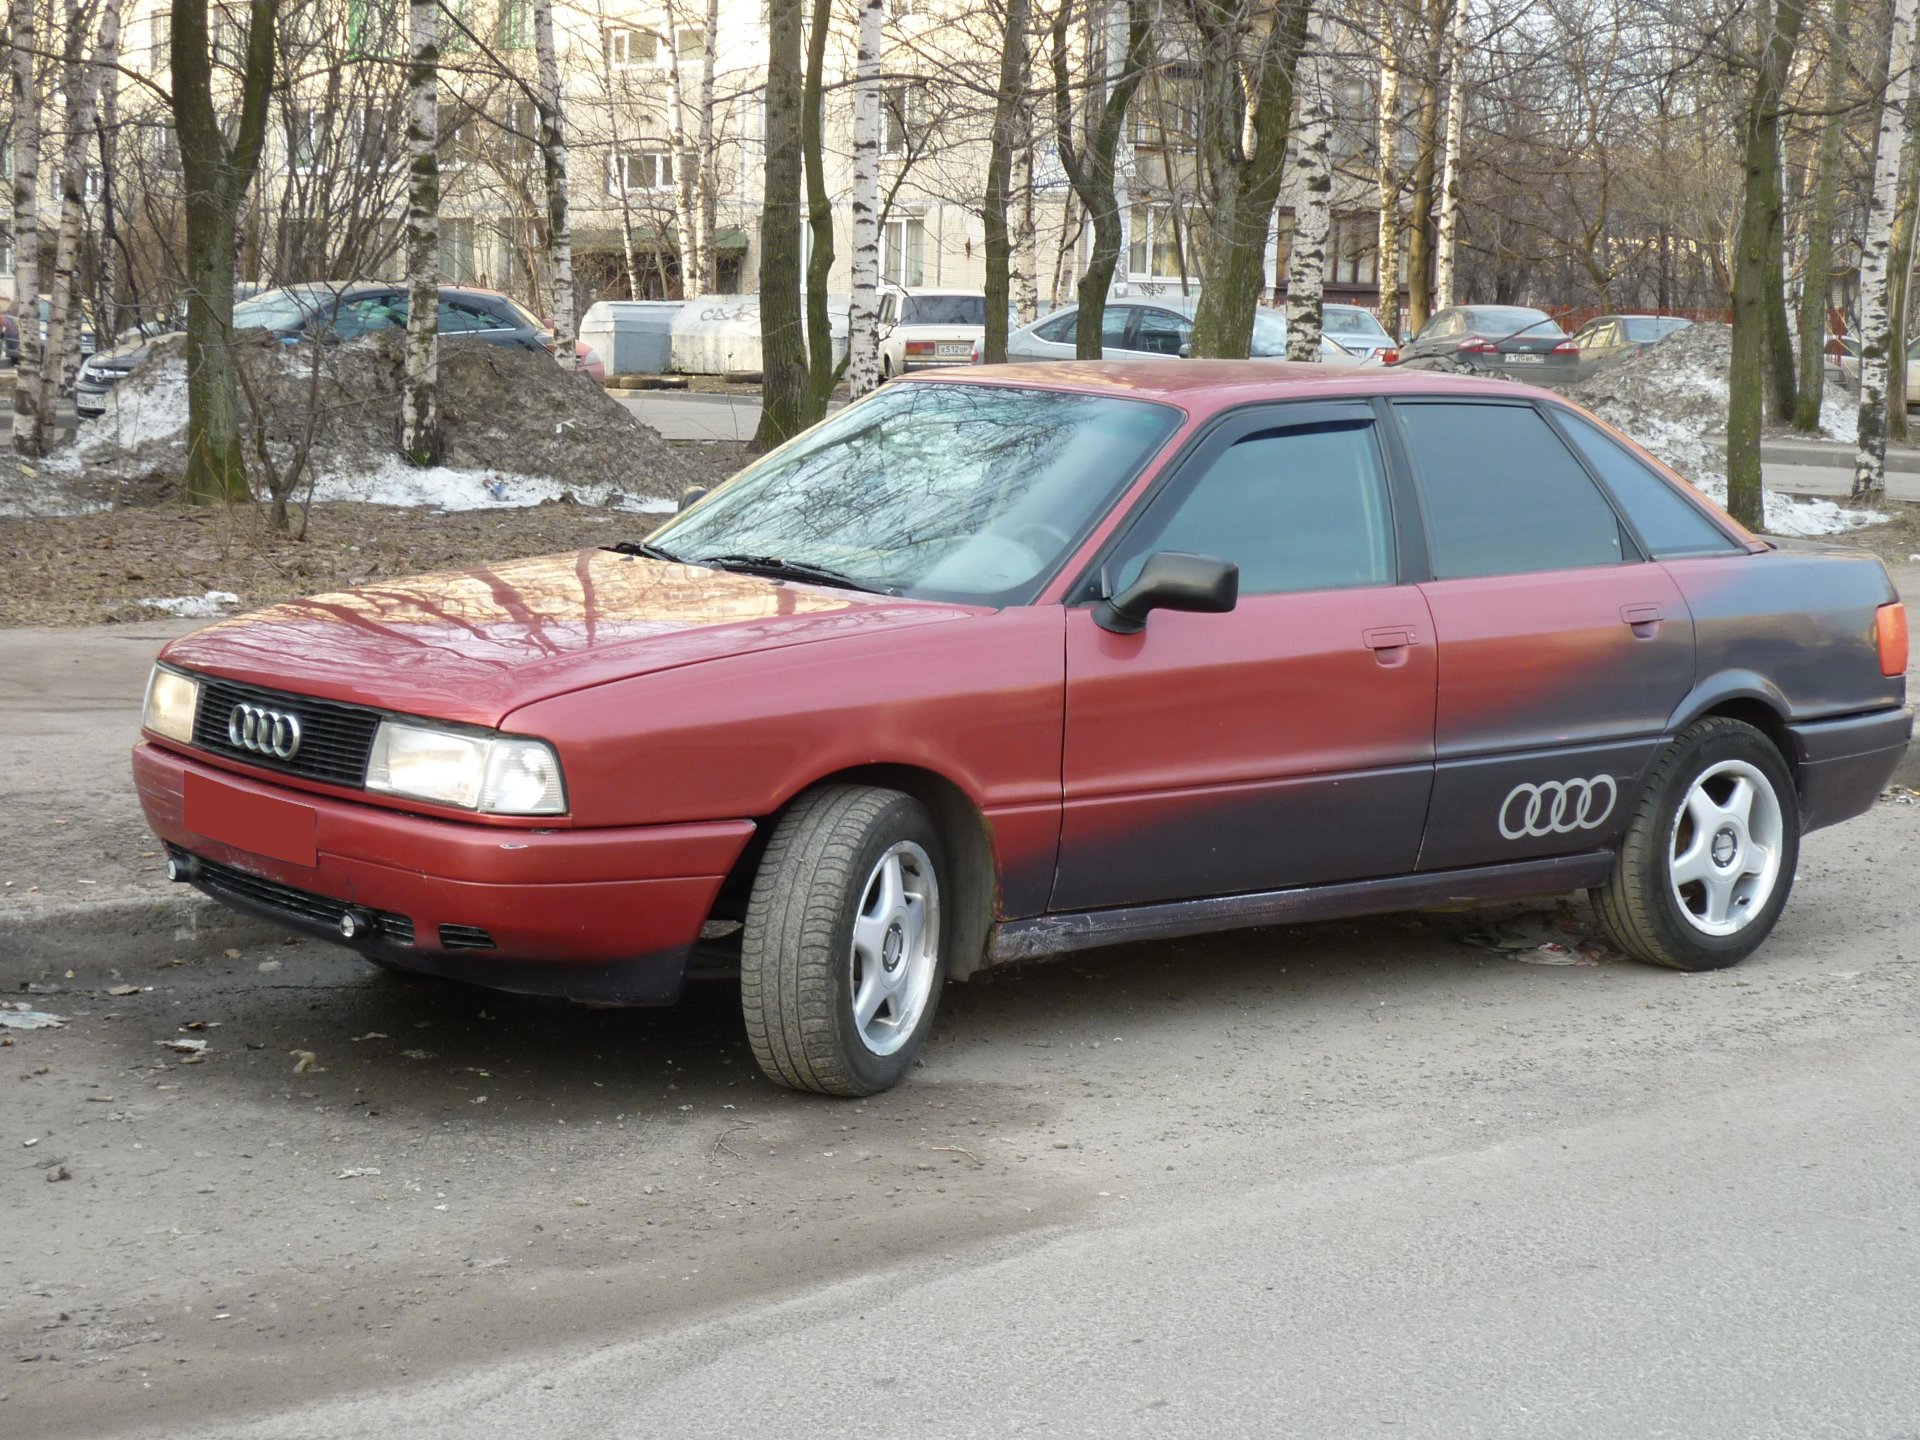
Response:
1623,316,1689,342
649,382,1182,603
1323,307,1392,341
1466,307,1564,339
233,287,339,333
901,295,987,327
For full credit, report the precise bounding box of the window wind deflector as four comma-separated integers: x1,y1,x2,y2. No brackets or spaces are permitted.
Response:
685,552,893,594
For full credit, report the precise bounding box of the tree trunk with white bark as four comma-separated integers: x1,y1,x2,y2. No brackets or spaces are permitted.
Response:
846,0,884,393
1855,0,1919,500
533,0,575,370
983,0,1031,365
663,1,698,298
1793,0,1852,432
9,0,43,456
1375,0,1404,340
1434,0,1468,309
401,0,441,465
698,0,719,294
39,0,108,435
1286,8,1334,360
94,0,124,342
1013,137,1039,324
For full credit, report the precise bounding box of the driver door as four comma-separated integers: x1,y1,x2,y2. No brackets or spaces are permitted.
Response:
1053,403,1438,911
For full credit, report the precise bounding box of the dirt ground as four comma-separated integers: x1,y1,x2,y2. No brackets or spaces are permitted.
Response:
0,444,750,627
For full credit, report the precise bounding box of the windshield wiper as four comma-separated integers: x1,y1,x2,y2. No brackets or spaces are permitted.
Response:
606,540,684,562
690,552,890,594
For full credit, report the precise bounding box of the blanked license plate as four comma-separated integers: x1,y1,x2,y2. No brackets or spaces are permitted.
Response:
936,342,972,357
184,771,318,867
1505,353,1547,364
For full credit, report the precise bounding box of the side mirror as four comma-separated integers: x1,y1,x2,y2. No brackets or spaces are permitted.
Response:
1094,551,1239,635
1178,341,1192,358
678,485,710,511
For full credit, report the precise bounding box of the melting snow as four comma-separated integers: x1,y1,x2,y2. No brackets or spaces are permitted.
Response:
139,590,241,617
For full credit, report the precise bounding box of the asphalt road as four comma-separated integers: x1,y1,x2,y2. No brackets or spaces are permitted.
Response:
7,790,1920,1439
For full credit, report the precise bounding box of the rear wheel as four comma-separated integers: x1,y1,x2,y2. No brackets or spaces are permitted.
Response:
741,785,947,1096
1591,718,1799,971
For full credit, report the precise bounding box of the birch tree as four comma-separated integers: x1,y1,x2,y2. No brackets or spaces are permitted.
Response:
1285,7,1333,361
1433,0,1468,309
8,0,42,456
846,0,884,393
1050,0,1151,359
1726,0,1806,529
982,0,1031,365
533,0,575,370
755,0,809,446
92,0,123,342
172,0,279,503
1186,0,1314,357
1854,0,1918,500
1375,0,1406,340
38,0,108,437
697,0,718,293
401,0,440,464
1404,0,1455,335
662,1,699,296
1012,137,1039,324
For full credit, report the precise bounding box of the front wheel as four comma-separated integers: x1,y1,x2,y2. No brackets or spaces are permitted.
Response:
741,785,947,1095
1591,718,1799,971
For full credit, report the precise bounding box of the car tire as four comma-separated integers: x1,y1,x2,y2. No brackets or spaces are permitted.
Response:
741,784,948,1096
1590,718,1799,971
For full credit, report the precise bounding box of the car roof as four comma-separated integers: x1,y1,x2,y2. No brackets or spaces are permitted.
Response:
907,359,1538,414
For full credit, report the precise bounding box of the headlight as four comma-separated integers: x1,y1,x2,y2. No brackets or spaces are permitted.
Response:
365,720,566,816
143,666,200,743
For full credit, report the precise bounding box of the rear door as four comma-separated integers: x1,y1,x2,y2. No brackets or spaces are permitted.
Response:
1054,403,1437,911
1392,398,1694,871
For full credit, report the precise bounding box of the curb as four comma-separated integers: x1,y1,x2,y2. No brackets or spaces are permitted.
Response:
1,892,283,988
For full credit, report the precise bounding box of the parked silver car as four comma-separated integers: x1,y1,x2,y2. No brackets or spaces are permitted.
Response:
1001,297,1366,365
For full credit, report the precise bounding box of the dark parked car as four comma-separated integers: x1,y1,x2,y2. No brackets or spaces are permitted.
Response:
136,364,1909,1095
1569,314,1693,367
1396,305,1580,373
78,284,559,417
3,296,97,366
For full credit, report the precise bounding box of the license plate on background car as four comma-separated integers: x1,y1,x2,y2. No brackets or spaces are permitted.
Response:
936,342,971,357
183,771,318,867
1505,353,1546,364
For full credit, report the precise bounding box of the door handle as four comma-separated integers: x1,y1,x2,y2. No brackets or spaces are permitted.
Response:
1621,603,1663,637
1363,627,1418,650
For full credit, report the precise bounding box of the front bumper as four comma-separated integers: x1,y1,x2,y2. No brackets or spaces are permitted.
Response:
134,742,756,1005
1791,707,1913,831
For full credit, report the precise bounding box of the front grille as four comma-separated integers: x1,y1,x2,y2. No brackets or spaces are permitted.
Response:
190,676,381,788
181,848,414,945
438,924,496,952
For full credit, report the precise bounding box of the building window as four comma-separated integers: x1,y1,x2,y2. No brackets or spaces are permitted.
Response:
441,216,478,283
288,108,326,175
1128,204,1198,282
497,0,532,50
882,83,929,157
1331,213,1376,287
882,215,925,286
442,0,474,51
606,25,657,66
347,0,398,56
149,13,171,71
83,166,103,202
1131,68,1199,151
676,25,705,61
0,234,12,277
613,147,675,193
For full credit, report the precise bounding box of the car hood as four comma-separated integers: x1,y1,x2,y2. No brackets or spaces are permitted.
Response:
160,549,983,728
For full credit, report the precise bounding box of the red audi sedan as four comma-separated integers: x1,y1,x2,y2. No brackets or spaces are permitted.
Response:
135,364,1910,1095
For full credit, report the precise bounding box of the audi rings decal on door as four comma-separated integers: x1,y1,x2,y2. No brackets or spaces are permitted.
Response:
1498,776,1617,839
227,703,303,760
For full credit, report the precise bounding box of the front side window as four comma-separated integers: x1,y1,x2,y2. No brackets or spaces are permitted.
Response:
1398,401,1629,580
1551,410,1742,558
649,383,1182,603
1113,421,1396,597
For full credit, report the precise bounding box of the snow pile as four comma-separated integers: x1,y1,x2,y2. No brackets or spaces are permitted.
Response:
140,590,241,617
46,329,706,510
1566,323,1885,538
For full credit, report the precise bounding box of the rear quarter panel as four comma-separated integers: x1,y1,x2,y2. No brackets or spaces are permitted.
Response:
1664,548,1905,722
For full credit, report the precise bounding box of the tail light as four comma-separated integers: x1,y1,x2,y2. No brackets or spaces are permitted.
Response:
970,338,984,364
905,340,936,358
1379,348,1399,365
1552,340,1580,356
1877,601,1908,676
1458,337,1496,355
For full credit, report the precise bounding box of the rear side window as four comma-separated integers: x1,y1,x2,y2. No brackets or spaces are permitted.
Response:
1114,421,1394,597
1396,401,1629,580
1552,411,1742,558
1035,312,1077,344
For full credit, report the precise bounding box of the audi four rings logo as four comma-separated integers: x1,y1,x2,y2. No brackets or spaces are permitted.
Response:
227,703,303,760
1499,776,1617,839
